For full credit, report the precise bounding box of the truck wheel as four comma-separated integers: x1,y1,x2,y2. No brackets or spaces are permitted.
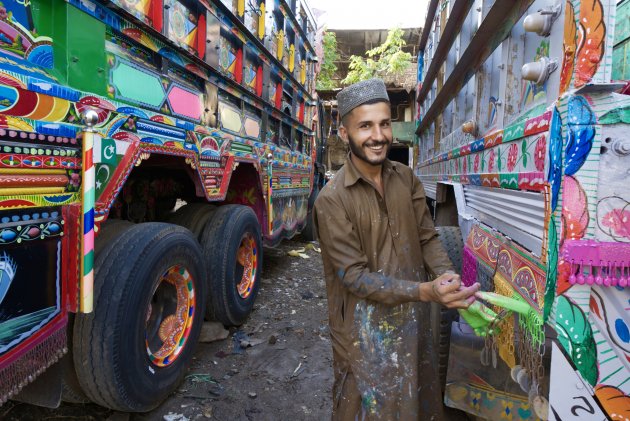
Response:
168,203,216,240
301,184,320,242
199,205,262,326
61,220,135,404
94,218,133,255
60,316,90,404
432,226,464,393
73,223,207,412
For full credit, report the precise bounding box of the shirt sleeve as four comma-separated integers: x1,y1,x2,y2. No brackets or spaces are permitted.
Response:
314,193,421,305
410,175,456,278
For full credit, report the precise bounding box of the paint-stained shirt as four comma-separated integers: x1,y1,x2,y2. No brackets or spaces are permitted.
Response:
314,157,453,420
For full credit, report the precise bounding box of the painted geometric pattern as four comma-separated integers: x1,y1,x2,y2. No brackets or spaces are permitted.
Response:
68,0,309,96
468,224,546,312
417,110,552,192
0,82,311,215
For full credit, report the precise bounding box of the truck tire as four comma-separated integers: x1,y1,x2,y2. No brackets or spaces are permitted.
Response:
199,205,262,326
60,316,90,404
301,184,319,242
94,218,133,255
61,220,136,404
168,203,216,240
73,223,207,412
432,226,464,393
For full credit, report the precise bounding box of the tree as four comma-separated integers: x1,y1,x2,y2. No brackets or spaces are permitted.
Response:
341,28,412,85
316,31,340,90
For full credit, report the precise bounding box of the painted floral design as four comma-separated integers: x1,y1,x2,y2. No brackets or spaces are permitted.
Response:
488,149,495,173
474,153,480,173
601,209,630,240
507,143,518,172
534,136,546,171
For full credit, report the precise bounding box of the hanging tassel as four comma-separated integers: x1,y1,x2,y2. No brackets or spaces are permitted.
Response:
0,328,67,405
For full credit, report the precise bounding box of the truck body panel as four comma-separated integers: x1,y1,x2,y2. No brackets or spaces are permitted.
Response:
415,0,630,419
0,0,320,408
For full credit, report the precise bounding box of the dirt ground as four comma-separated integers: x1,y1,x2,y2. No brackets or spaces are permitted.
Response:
2,237,332,421
2,236,470,421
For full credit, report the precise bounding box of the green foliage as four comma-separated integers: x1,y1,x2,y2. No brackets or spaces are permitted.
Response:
342,28,412,85
316,31,340,90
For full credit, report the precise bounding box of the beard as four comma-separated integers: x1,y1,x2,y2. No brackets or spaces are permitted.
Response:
347,133,392,166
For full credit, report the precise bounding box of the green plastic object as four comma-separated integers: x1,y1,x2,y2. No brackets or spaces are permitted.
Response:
476,291,531,315
459,301,499,337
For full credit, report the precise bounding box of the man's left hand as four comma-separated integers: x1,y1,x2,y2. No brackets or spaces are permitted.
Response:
428,273,480,309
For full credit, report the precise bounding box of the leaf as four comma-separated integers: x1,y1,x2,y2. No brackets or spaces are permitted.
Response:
497,147,502,171
555,295,599,386
543,217,558,322
548,109,563,211
565,96,595,176
521,140,528,168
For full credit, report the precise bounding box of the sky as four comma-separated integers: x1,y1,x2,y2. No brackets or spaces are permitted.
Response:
308,0,429,30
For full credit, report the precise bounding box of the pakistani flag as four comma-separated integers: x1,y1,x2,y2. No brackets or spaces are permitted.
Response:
96,138,117,165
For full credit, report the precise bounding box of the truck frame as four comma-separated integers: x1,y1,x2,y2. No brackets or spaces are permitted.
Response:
0,0,321,411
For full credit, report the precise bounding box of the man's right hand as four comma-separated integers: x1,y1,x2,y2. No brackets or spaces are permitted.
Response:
427,273,479,309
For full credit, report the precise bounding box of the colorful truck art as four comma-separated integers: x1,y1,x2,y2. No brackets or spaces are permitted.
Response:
415,0,629,420
0,0,322,411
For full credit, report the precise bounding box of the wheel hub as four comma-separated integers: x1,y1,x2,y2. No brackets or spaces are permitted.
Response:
145,265,196,367
236,233,257,299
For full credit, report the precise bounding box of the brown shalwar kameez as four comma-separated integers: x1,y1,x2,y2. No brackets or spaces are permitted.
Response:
314,157,454,420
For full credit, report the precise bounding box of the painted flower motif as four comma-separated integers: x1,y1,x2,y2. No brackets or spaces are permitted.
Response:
534,136,546,171
507,143,519,172
463,155,468,174
488,149,495,173
455,158,460,173
474,153,480,173
602,209,630,240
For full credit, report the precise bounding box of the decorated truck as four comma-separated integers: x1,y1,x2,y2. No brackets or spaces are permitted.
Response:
0,0,321,412
415,0,629,420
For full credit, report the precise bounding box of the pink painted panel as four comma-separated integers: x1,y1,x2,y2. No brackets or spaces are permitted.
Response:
168,86,201,120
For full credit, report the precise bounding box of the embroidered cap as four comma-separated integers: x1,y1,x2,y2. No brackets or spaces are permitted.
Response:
337,78,390,120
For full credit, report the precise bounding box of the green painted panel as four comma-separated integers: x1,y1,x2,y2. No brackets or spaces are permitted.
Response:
112,61,166,107
613,0,630,45
31,0,55,39
392,122,415,143
67,6,107,95
612,42,630,80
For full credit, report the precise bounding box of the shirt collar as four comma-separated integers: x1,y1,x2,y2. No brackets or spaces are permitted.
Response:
343,153,398,188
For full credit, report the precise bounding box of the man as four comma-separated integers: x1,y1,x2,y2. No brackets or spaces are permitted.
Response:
314,78,479,420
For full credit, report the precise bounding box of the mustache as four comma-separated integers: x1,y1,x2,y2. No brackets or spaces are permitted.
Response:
364,140,389,147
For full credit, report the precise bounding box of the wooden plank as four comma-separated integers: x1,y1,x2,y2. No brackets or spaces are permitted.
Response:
416,0,474,107
418,0,441,51
416,0,535,135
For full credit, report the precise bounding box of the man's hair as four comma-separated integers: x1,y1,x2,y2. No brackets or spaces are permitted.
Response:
340,98,390,127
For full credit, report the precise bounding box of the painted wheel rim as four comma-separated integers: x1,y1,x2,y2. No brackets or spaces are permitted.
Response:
236,232,257,299
145,264,195,367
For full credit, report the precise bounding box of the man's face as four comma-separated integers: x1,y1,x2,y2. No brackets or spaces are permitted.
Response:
339,101,393,167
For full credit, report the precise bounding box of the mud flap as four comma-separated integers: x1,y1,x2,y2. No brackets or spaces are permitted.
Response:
13,359,63,408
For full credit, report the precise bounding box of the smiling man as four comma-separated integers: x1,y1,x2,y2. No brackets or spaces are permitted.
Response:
314,78,479,420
